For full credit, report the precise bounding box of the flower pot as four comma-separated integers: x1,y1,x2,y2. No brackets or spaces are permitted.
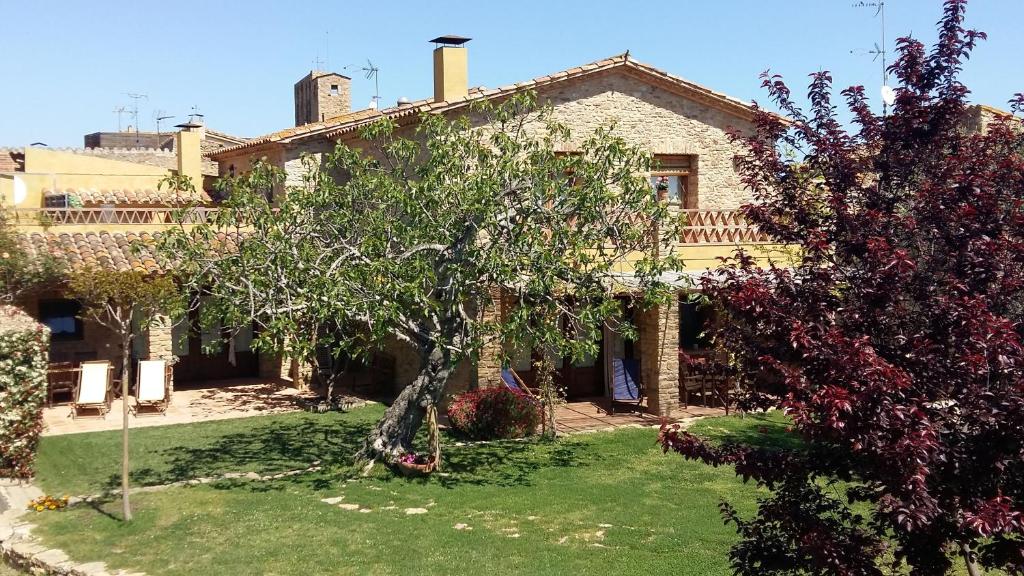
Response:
395,457,436,477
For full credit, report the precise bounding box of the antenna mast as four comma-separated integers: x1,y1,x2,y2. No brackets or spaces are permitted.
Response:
154,110,174,140
113,106,128,132
125,92,148,146
852,1,890,114
343,59,382,108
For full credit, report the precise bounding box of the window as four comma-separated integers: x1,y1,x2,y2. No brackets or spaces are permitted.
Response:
330,84,339,96
39,299,83,341
651,155,697,208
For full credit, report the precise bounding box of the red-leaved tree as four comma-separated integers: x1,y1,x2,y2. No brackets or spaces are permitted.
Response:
659,1,1024,574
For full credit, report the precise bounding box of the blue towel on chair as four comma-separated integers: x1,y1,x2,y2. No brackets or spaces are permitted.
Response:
501,369,523,392
612,358,641,401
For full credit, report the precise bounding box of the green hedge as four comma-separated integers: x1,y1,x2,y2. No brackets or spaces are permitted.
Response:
0,306,49,478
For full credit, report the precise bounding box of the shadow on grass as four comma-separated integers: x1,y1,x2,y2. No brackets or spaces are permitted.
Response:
688,413,805,451
101,417,373,493
96,411,597,494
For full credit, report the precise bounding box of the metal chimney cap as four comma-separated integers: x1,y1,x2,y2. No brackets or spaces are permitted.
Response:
429,35,471,46
174,121,203,130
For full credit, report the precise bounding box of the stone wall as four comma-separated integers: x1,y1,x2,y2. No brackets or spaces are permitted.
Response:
639,297,680,417
527,70,752,209
294,73,351,126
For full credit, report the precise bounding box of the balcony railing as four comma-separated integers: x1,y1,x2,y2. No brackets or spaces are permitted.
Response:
678,209,770,244
7,207,218,226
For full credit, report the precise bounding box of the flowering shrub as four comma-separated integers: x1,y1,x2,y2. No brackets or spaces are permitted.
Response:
447,387,541,440
0,306,49,478
398,453,431,465
27,495,69,512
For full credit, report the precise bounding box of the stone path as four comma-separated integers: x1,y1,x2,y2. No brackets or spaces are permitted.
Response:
1,478,147,575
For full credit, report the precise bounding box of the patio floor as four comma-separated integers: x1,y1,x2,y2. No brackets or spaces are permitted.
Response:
554,398,726,435
42,383,727,437
42,379,308,436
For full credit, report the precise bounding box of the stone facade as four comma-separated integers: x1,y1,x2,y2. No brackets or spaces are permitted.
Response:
212,62,753,411
515,70,751,209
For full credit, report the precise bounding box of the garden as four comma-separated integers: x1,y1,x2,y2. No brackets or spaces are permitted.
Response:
21,406,790,576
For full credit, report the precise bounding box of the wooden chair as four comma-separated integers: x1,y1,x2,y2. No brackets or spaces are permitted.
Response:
46,362,77,407
681,374,708,408
72,361,113,419
134,359,172,415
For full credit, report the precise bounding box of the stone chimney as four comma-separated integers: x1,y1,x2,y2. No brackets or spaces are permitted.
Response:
174,121,203,190
294,71,351,126
430,35,471,103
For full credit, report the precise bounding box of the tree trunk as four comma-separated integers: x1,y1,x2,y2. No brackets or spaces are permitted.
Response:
358,341,455,462
959,541,982,576
120,334,133,522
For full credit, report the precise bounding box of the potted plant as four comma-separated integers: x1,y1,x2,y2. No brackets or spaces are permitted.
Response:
655,176,670,201
394,452,436,477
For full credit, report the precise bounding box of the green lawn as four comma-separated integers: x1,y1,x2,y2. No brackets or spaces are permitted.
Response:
28,407,791,576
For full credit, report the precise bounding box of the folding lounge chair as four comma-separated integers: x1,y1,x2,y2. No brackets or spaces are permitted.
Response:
501,368,526,393
134,359,171,415
608,357,643,414
72,360,112,419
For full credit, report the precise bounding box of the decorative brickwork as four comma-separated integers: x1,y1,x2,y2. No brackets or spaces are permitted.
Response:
679,210,769,244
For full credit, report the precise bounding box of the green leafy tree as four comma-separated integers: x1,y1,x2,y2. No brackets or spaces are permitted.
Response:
0,208,62,302
159,94,680,462
67,268,181,521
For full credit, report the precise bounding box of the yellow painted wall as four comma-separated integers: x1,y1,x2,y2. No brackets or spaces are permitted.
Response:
1,148,175,211
25,148,167,177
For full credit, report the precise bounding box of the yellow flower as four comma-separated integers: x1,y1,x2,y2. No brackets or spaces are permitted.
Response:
35,505,44,511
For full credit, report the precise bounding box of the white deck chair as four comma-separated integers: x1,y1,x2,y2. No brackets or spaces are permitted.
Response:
134,359,171,415
72,361,112,419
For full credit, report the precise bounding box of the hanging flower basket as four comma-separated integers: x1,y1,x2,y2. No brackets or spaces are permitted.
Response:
394,454,437,477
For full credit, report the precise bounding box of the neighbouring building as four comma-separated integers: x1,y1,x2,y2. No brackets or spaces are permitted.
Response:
206,36,786,416
1,123,268,389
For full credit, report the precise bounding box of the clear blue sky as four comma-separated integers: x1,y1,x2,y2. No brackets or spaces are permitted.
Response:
2,0,1021,147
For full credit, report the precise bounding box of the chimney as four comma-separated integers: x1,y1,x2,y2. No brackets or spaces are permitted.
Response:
430,35,471,103
174,121,203,191
294,71,351,126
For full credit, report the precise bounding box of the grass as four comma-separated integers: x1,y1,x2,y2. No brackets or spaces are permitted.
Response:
28,408,791,576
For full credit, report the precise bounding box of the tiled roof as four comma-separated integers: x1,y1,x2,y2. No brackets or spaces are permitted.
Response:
43,186,212,206
208,53,757,159
208,108,386,156
19,230,244,274
20,231,165,273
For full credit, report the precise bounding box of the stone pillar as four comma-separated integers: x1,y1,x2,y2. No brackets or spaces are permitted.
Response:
639,297,680,417
147,314,175,391
258,352,288,383
476,286,505,388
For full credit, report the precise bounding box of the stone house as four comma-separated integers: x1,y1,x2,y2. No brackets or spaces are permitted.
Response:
206,37,783,416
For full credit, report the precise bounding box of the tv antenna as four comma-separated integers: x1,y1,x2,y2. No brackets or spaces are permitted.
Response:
154,110,174,137
125,92,148,143
113,106,128,132
344,59,380,108
851,1,892,114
